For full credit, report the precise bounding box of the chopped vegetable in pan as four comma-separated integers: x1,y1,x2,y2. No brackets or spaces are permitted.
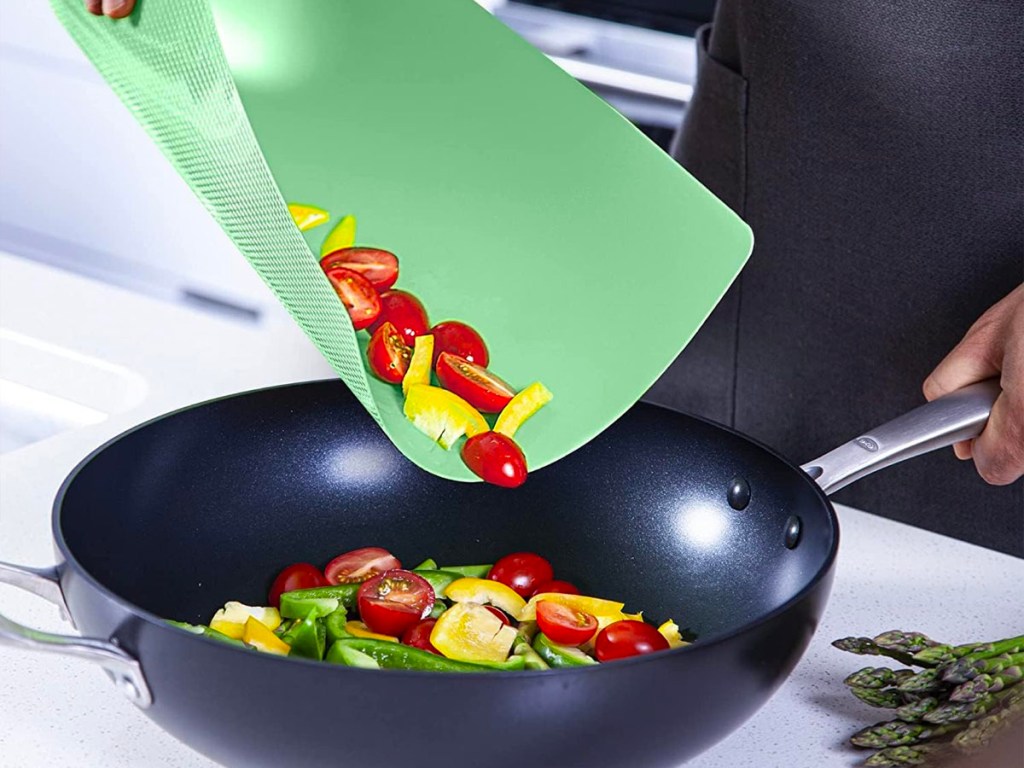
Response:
169,547,693,671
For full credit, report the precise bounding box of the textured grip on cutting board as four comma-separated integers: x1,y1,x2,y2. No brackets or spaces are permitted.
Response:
50,0,378,424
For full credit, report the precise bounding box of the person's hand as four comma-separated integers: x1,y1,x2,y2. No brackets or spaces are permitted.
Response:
923,283,1024,485
85,0,135,19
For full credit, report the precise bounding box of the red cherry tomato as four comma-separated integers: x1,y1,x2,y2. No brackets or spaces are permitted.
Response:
324,267,381,331
267,563,328,608
536,600,598,646
461,432,528,489
325,547,401,585
485,606,511,626
436,353,516,413
320,247,399,293
531,580,580,597
367,290,429,346
595,620,670,662
357,569,435,637
487,552,553,598
366,322,412,383
401,619,440,654
430,321,489,367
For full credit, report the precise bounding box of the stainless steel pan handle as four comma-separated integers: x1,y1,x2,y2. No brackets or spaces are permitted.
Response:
801,379,1000,495
0,560,152,708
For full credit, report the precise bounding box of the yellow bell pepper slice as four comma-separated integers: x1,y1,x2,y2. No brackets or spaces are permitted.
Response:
444,577,527,621
402,335,434,396
319,214,357,257
242,617,291,656
403,385,488,450
344,620,400,643
287,203,329,232
521,593,637,631
430,603,518,663
494,382,553,438
657,619,688,649
210,602,282,639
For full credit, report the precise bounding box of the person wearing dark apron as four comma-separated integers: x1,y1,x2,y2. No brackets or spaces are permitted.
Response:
646,1,1023,556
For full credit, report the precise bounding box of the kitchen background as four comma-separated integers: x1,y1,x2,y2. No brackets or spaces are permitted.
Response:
0,0,708,335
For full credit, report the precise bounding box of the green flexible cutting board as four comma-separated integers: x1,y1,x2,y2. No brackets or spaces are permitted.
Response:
51,0,752,481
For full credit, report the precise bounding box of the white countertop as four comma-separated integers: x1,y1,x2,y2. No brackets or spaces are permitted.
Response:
1,256,1021,768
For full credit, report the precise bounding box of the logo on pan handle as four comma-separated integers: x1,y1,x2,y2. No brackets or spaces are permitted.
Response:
855,437,879,452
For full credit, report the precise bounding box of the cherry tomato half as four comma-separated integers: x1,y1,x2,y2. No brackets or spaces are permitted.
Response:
325,547,402,585
487,552,553,598
324,267,381,331
595,620,670,662
367,290,429,347
430,321,489,367
268,563,328,608
536,600,598,646
485,606,512,626
401,619,440,654
436,352,516,413
367,322,412,383
357,569,435,637
320,247,399,293
461,432,529,489
531,580,580,597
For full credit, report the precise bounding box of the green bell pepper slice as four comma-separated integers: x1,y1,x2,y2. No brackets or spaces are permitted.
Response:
428,601,448,620
325,606,352,644
167,620,249,649
513,635,549,670
280,616,326,661
327,638,526,672
533,633,597,668
412,558,438,571
413,569,466,597
332,644,381,669
437,564,492,579
279,585,359,616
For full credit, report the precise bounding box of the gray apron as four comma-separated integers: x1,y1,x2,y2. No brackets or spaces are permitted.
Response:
646,1,1023,555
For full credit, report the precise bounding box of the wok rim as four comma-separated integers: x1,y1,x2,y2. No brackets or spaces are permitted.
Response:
50,378,840,680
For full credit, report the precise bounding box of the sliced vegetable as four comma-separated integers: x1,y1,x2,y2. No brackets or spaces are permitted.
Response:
412,569,464,596
531,580,580,597
328,638,525,672
367,322,412,383
357,569,435,637
288,202,329,231
494,382,553,438
595,620,669,662
279,585,359,614
533,632,598,668
436,353,516,413
242,616,291,656
536,601,598,646
485,606,511,626
279,591,339,621
319,247,398,292
368,290,429,347
325,547,401,585
520,593,635,633
166,620,249,649
428,602,448,620
488,552,554,599
331,643,380,669
210,602,282,640
402,334,434,395
401,619,440,655
319,214,357,256
430,603,518,663
444,577,527,620
657,619,688,649
438,564,492,578
344,620,399,643
324,267,381,331
404,385,488,450
412,558,438,571
462,432,528,488
280,617,326,660
268,563,328,608
430,321,489,367
512,634,549,670
325,607,352,644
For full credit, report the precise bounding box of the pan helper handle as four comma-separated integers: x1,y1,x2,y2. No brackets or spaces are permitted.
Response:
801,379,1000,495
0,560,152,708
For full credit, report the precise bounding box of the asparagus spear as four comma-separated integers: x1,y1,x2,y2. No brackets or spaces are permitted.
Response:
949,668,1022,702
873,631,941,656
846,667,916,689
894,696,941,722
851,719,964,748
942,651,1024,685
922,689,1015,724
913,634,1024,667
833,637,922,667
952,684,1024,752
851,686,909,709
863,744,947,766
896,668,947,693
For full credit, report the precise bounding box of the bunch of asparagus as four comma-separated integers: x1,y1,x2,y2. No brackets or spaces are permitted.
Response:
833,630,1024,767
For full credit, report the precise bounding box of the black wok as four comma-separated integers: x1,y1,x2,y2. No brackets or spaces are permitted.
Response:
0,379,997,768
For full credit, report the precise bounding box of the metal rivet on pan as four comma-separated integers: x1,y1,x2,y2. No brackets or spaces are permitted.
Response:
784,515,802,549
727,476,751,510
